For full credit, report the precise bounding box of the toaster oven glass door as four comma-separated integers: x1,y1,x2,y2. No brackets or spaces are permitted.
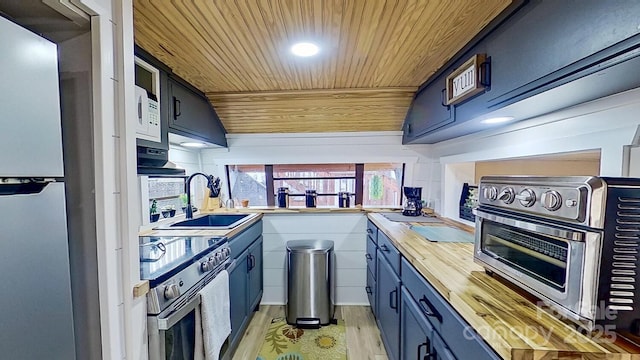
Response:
474,209,593,307
480,220,570,291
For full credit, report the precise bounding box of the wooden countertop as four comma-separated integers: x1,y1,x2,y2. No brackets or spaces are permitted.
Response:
139,207,394,236
367,213,640,360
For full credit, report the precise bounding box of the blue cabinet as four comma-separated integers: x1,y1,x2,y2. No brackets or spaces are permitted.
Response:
366,220,378,316
401,258,500,360
377,249,401,360
247,237,263,312
402,72,452,144
402,0,640,144
401,287,435,360
228,247,249,345
226,221,263,352
168,75,227,147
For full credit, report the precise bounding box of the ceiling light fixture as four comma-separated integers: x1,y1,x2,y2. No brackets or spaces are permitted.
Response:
480,116,515,124
291,42,319,57
180,142,208,148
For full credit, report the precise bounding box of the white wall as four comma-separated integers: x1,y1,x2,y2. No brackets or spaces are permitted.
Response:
199,131,432,202
424,88,640,222
261,213,368,305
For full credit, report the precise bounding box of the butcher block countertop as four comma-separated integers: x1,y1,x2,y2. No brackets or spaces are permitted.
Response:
367,212,640,360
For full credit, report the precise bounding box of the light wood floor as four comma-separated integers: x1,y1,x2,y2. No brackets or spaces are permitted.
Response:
232,305,389,360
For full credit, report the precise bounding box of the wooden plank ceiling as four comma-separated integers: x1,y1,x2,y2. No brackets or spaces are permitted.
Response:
133,0,511,134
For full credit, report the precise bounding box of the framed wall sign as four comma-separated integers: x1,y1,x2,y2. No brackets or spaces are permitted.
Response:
445,54,488,105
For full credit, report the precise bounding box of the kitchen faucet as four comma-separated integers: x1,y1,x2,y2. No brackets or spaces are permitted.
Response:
185,172,215,219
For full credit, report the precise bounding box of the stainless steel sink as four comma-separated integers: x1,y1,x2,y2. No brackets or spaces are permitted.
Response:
156,214,252,230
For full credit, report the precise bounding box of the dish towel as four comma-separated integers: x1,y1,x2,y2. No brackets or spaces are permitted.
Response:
194,270,231,360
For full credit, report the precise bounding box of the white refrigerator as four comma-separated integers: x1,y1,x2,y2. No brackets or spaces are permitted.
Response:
0,16,76,359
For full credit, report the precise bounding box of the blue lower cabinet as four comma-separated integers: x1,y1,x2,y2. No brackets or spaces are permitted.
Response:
366,269,377,316
432,332,456,360
400,286,435,360
247,237,263,311
401,258,500,360
228,248,249,345
376,250,401,360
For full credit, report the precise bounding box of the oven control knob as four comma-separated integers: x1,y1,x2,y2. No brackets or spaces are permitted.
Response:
516,189,536,207
223,248,230,257
209,256,218,267
215,252,224,263
163,284,180,300
541,190,562,211
498,187,515,204
200,261,211,272
483,186,498,201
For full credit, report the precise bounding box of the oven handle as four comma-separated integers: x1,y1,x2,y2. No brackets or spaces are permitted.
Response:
156,295,201,331
475,209,586,241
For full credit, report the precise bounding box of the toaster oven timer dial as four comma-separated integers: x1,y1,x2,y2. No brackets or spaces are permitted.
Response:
541,190,562,211
483,186,498,201
516,188,536,207
498,187,515,204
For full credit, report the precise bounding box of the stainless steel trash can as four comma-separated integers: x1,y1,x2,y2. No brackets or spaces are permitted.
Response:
286,240,335,327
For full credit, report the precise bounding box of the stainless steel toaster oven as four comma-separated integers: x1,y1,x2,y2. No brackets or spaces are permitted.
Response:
474,176,640,334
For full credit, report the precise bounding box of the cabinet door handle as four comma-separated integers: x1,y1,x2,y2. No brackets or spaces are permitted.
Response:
380,244,389,252
419,296,442,322
389,288,398,311
173,96,181,119
418,340,432,360
440,88,450,108
246,254,252,272
365,253,372,260
365,286,372,295
250,254,256,270
480,57,491,88
366,228,373,234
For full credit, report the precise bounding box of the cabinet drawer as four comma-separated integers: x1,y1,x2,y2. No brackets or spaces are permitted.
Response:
367,220,378,244
366,236,377,279
401,258,499,360
377,230,400,276
366,269,376,316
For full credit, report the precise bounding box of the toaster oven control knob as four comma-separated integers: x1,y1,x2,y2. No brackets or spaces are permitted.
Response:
164,284,180,300
483,186,498,201
541,190,562,211
516,189,536,207
498,187,515,204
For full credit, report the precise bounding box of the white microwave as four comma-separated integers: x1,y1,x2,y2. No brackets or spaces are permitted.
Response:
135,56,161,143
135,85,160,143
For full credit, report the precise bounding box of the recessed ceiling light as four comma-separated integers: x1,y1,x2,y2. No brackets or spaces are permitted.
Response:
180,142,207,148
480,116,515,124
291,42,319,57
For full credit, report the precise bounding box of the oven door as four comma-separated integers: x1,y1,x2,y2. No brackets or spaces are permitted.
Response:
474,208,603,325
147,294,201,360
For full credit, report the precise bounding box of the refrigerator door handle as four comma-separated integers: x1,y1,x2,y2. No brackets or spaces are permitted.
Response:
0,179,55,196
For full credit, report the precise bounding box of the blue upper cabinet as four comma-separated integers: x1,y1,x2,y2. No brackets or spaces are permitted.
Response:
168,75,228,147
403,0,640,144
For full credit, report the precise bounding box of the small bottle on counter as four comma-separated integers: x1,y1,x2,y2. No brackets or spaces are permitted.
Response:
305,190,317,208
338,192,350,208
277,187,289,208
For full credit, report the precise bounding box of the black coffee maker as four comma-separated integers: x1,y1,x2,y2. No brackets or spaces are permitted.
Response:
402,186,423,216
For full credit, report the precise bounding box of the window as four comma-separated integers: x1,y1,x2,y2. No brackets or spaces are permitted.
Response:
226,163,404,207
227,165,268,206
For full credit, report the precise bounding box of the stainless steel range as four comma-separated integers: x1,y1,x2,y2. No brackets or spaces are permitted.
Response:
140,235,230,359
474,176,640,334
